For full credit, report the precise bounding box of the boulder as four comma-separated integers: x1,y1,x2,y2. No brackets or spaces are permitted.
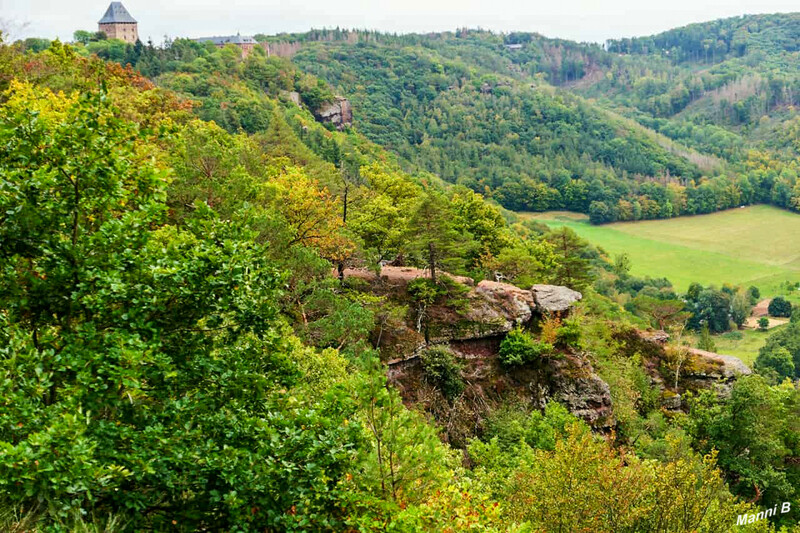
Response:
641,330,670,344
531,284,583,314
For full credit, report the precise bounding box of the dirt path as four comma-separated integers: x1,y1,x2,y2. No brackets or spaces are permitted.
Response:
751,298,772,317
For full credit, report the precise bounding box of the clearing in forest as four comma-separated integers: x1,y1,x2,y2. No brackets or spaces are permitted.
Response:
521,205,800,295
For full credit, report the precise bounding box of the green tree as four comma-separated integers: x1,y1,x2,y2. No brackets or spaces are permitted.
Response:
420,346,465,401
72,30,94,44
498,328,553,366
0,81,364,530
759,322,800,379
755,346,795,381
407,188,475,282
768,296,793,318
697,324,717,352
687,376,796,508
544,227,593,290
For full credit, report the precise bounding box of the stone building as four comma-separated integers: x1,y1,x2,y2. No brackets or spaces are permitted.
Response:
98,2,139,44
192,34,258,58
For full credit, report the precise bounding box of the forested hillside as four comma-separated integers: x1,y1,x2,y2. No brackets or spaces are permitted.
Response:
2,20,800,532
258,23,800,223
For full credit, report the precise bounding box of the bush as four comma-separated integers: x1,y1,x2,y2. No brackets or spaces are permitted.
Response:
555,318,582,349
721,330,744,340
758,317,770,331
420,346,465,400
697,324,717,352
768,296,792,318
498,328,554,366
748,285,760,304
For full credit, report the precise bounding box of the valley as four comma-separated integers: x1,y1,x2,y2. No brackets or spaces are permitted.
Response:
521,204,800,295
3,5,800,531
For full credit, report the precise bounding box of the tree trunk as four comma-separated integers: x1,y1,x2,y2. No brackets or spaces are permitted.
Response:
428,242,436,283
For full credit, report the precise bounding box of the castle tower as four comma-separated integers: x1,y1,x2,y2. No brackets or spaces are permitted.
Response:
98,2,139,44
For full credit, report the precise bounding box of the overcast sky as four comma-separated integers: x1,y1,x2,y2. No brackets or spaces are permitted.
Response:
3,0,799,44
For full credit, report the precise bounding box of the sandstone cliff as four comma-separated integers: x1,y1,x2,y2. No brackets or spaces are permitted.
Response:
315,97,353,129
344,266,614,446
612,326,752,409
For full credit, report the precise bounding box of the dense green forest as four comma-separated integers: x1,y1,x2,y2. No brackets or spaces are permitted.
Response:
268,22,800,223
2,16,800,532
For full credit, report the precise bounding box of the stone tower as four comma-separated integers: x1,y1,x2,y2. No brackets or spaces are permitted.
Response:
98,2,139,44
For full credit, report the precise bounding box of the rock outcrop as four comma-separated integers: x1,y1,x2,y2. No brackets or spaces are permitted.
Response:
549,355,614,429
531,284,583,314
343,267,613,442
614,327,752,409
315,97,353,129
388,340,615,447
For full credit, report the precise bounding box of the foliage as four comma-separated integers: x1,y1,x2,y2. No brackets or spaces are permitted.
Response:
543,226,594,290
687,283,733,334
555,317,583,349
686,376,800,513
420,346,465,401
354,371,451,506
758,322,800,379
2,34,796,531
0,81,365,530
768,296,793,318
407,186,476,281
755,346,795,382
697,324,718,352
498,328,554,366
471,421,771,532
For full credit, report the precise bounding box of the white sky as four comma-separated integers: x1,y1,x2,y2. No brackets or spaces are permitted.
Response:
2,0,799,44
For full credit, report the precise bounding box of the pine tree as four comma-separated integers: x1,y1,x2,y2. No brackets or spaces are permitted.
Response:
544,227,592,290
408,188,474,282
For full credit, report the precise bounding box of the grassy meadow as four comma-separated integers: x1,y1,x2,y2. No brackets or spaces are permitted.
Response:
521,205,800,298
686,328,777,366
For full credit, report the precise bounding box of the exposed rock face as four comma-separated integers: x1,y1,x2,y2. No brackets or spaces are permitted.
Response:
316,97,353,129
342,267,611,442
388,340,614,447
641,329,670,344
428,280,536,343
531,284,583,314
687,348,752,379
285,91,301,106
614,327,752,407
344,267,577,357
549,355,614,428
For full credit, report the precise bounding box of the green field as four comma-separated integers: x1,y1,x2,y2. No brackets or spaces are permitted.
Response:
522,205,800,297
687,328,779,366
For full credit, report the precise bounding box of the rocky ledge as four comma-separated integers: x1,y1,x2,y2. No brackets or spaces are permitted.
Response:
614,327,752,408
343,267,613,441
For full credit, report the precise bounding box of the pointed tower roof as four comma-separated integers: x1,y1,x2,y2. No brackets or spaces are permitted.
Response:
98,2,137,24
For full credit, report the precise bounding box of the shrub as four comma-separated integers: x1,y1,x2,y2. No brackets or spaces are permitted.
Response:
721,330,744,340
498,328,554,367
420,346,465,400
768,296,792,318
555,318,582,349
748,285,760,304
540,315,561,344
758,317,770,331
696,324,717,352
